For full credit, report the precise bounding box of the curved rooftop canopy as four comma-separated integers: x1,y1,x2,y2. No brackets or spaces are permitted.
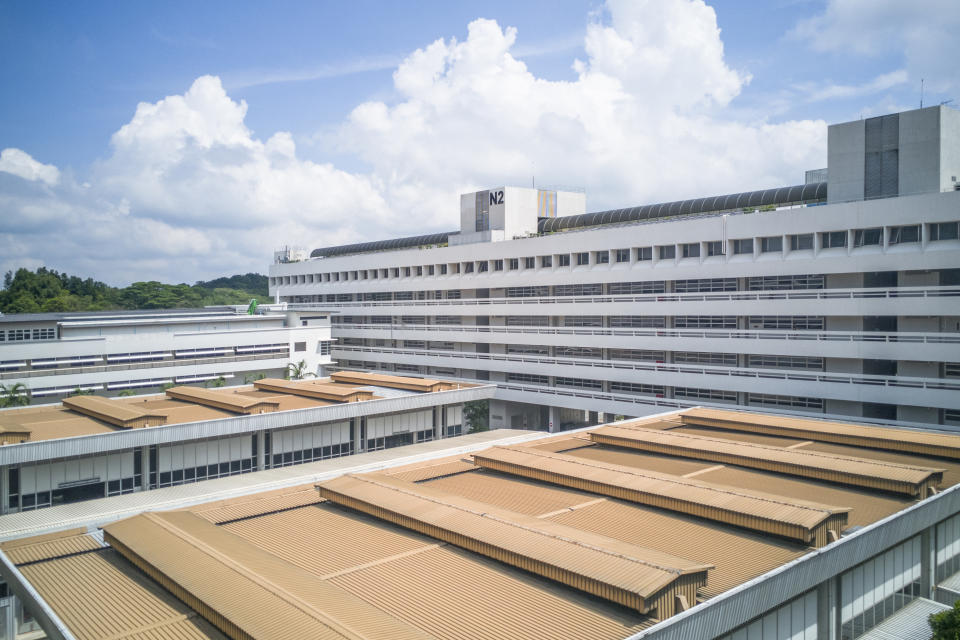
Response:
310,232,452,258
537,182,827,233
309,182,827,257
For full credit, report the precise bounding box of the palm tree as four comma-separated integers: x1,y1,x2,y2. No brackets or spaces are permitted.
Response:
286,360,315,381
0,383,30,408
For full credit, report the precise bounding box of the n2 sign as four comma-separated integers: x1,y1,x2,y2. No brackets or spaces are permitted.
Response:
489,190,504,205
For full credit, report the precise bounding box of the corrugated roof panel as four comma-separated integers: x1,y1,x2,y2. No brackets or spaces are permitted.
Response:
329,545,657,640
681,408,960,459
104,511,434,640
165,386,280,415
62,395,167,428
590,426,944,497
472,446,850,545
19,549,228,640
317,473,711,616
330,371,459,392
1,530,104,565
547,499,809,598
253,379,374,402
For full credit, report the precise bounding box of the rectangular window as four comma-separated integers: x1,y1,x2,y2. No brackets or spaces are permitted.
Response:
747,274,825,290
506,286,549,297
576,252,590,265
563,316,602,327
439,264,448,275
595,251,609,264
636,247,653,261
674,387,737,402
790,234,814,250
610,381,665,396
508,258,519,270
681,243,700,258
463,262,474,273
674,351,738,366
558,254,571,267
609,281,666,294
674,278,737,293
555,377,602,390
615,248,630,263
747,354,823,369
706,241,723,256
821,230,847,248
540,255,552,268
403,267,411,277
554,284,602,296
854,227,882,247
492,259,503,271
760,236,783,253
889,225,920,244
523,256,535,268
732,238,754,254
475,191,490,231
674,316,737,329
658,245,676,260
294,341,306,352
609,348,665,360
476,261,488,272
609,316,666,328
748,316,825,330
415,266,423,276
930,221,960,241
506,373,549,385
427,265,434,275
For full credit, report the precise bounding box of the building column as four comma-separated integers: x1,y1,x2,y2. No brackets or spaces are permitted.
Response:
817,577,838,640
256,431,266,471
0,466,7,515
142,446,153,490
352,418,364,454
921,525,936,599
434,406,445,440
548,406,558,433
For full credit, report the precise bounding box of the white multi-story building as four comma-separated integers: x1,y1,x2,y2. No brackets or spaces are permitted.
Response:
0,306,332,402
269,106,960,432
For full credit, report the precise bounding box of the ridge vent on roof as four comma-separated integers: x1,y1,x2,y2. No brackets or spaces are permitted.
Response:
472,445,849,546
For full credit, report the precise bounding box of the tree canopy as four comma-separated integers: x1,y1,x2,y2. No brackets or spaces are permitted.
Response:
0,268,268,314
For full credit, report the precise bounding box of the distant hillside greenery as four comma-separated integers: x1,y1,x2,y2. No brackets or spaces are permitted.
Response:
0,268,269,314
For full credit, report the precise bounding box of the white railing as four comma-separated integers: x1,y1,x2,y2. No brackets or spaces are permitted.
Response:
0,352,289,381
285,286,960,309
331,345,960,393
333,323,960,345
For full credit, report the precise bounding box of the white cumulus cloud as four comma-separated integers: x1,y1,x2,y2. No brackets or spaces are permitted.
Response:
3,0,833,286
0,148,60,186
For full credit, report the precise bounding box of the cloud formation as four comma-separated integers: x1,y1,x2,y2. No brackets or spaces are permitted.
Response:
1,0,829,286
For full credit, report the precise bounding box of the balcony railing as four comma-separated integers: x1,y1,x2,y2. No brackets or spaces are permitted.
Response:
331,345,960,393
332,323,960,346
286,286,960,309
0,353,288,381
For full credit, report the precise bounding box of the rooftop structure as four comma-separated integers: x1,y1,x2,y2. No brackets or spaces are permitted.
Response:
0,372,487,514
2,407,960,640
269,105,960,432
0,305,333,404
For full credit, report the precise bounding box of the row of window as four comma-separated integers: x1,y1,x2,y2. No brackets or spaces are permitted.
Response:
0,327,56,342
273,222,959,287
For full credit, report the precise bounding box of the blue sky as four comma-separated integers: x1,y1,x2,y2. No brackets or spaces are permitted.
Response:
0,0,956,285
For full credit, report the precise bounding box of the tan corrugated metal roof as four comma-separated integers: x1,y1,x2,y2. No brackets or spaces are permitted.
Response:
421,468,599,517
385,458,477,483
472,446,849,545
328,545,657,639
165,386,280,414
63,395,167,428
253,379,374,402
19,548,228,640
330,371,460,392
546,499,809,598
681,408,960,459
190,485,322,524
103,510,434,640
591,426,944,497
1,529,104,565
317,473,711,616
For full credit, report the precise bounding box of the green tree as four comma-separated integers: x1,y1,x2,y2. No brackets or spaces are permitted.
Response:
463,399,489,433
117,389,135,397
286,360,315,380
211,376,227,388
68,387,94,397
931,601,960,639
0,383,30,407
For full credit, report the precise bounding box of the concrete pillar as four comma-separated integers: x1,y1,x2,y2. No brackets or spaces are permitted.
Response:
352,418,364,454
548,406,558,433
817,577,838,640
434,406,444,440
922,525,936,599
0,466,7,515
256,431,266,471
